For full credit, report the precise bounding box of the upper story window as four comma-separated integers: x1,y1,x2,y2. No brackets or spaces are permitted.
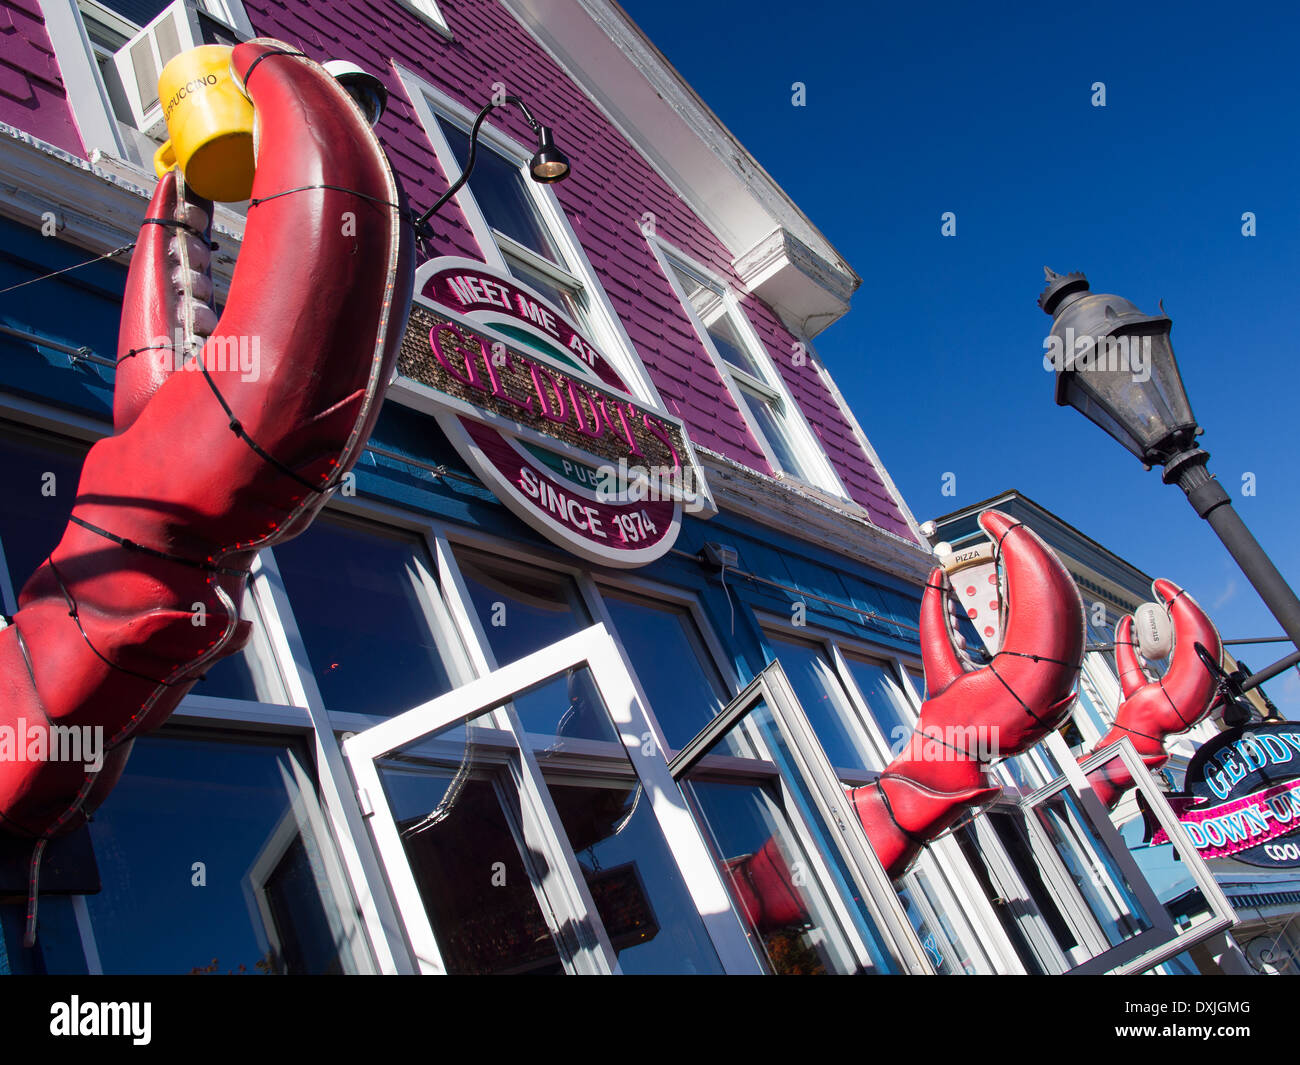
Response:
399,70,662,405
395,0,452,38
41,0,252,168
653,245,846,496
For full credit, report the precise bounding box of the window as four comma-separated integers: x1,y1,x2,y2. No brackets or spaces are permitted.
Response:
395,0,452,38
268,514,466,721
45,0,252,168
400,72,661,403
657,249,844,493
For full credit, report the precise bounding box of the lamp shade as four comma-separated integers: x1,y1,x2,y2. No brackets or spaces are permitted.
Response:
529,126,570,183
1040,269,1199,466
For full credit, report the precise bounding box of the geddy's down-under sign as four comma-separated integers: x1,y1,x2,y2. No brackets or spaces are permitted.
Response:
393,258,714,566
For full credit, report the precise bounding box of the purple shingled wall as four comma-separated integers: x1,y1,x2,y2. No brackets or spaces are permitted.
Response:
0,0,914,539
239,0,915,539
0,0,83,155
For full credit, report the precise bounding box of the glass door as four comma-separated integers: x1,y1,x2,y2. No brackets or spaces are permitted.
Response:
669,661,934,975
969,731,1236,975
343,624,760,974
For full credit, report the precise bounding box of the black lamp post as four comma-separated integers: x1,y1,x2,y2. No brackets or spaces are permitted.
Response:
1038,268,1300,683
414,94,570,235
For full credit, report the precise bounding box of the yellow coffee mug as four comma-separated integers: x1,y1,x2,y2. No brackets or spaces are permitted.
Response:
153,45,256,202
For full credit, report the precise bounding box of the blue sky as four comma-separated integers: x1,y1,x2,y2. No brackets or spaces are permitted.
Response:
620,0,1300,716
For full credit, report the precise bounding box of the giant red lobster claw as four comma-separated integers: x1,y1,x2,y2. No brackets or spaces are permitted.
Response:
848,510,1085,878
0,40,412,853
1084,580,1222,808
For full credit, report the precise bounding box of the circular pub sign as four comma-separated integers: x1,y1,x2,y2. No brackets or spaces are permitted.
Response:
393,259,711,567
1158,721,1300,868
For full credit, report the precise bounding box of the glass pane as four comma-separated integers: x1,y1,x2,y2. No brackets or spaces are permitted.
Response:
738,386,812,482
601,591,727,750
502,252,590,337
667,262,765,379
453,547,590,665
271,516,459,718
526,668,725,973
706,315,764,378
766,634,878,775
1034,789,1154,947
1073,677,1110,741
197,584,288,704
84,732,366,973
0,425,85,603
0,426,282,703
897,859,989,974
376,711,567,974
841,653,914,759
437,117,564,265
1118,815,1213,934
680,698,899,973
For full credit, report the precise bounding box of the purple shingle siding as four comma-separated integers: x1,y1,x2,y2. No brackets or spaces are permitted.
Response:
0,0,82,155
1,0,914,540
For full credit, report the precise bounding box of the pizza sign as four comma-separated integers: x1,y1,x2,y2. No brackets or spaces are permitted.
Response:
394,259,713,566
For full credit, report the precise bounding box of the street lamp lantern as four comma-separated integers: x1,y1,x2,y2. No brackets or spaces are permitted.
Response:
1039,267,1198,467
1037,267,1300,691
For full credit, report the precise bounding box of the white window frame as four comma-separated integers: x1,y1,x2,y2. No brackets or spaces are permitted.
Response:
343,623,762,974
41,0,253,165
394,0,453,39
396,67,665,409
647,236,849,498
753,612,1025,973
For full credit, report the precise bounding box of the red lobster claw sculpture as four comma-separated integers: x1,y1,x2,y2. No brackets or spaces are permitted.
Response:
1084,580,1222,808
0,37,412,886
848,510,1085,877
722,511,1085,938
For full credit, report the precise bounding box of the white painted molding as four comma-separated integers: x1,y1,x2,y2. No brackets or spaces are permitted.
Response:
695,445,934,586
0,123,244,292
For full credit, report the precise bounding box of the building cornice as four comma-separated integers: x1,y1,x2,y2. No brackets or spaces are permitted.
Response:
501,0,860,335
696,446,933,586
0,122,244,294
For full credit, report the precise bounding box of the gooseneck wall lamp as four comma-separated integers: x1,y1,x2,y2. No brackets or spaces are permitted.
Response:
414,93,570,235
1038,268,1300,704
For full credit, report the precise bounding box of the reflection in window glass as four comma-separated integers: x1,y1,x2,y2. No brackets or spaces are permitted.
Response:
198,585,288,705
84,732,366,973
454,547,590,665
1034,790,1152,947
529,669,724,973
680,698,899,973
766,634,877,774
897,861,987,974
377,711,566,974
601,591,726,750
273,517,459,718
0,425,84,601
737,386,811,482
1119,815,1212,934
0,426,283,704
502,252,590,337
841,653,914,759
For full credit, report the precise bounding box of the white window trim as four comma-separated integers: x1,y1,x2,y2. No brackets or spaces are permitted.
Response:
393,0,453,39
394,65,667,411
43,0,253,163
646,235,849,498
754,612,1028,973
